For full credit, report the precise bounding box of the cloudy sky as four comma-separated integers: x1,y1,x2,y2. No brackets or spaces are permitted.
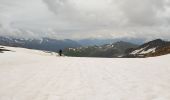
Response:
0,0,170,40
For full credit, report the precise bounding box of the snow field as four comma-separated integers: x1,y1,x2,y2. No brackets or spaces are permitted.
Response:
0,46,170,100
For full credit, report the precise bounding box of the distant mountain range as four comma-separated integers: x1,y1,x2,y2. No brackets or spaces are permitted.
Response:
1,36,170,58
77,38,144,46
63,41,138,58
0,36,81,52
64,39,170,58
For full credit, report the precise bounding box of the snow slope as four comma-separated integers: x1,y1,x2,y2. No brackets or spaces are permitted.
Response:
0,46,170,100
130,45,156,55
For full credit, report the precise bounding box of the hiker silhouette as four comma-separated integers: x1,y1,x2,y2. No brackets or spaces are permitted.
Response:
59,49,62,56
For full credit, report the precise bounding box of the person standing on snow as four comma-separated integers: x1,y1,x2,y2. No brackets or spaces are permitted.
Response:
59,49,62,56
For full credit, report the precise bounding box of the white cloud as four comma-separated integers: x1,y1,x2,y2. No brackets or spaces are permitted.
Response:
0,0,170,40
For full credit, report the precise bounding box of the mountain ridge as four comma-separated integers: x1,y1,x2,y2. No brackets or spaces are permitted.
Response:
127,39,170,57
0,36,81,52
64,41,138,58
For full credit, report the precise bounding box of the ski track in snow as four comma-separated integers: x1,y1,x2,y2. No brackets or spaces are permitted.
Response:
0,46,170,100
